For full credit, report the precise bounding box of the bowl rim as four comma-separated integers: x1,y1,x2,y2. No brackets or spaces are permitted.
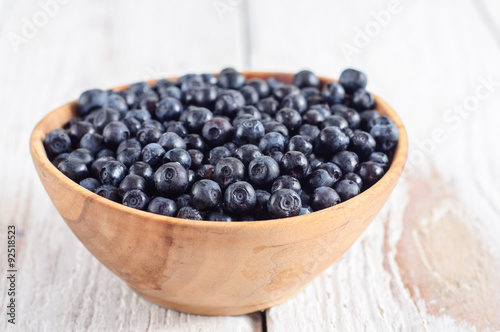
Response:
30,71,408,232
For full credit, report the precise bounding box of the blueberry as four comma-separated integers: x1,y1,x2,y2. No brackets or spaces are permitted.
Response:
263,121,289,138
116,89,138,109
201,73,218,85
147,197,178,217
306,95,325,106
370,123,399,152
202,117,233,146
316,127,349,156
267,77,284,91
95,185,120,202
357,161,385,189
368,152,389,168
287,135,313,156
271,175,301,194
177,206,203,220
141,143,165,168
269,150,284,164
331,105,361,129
155,97,183,121
214,90,245,118
224,142,238,155
301,87,320,99
184,133,206,152
118,174,147,198
185,86,218,108
154,162,189,197
188,149,204,170
139,94,159,114
259,132,287,155
311,187,341,211
181,106,213,133
308,154,324,170
77,89,107,116
343,172,363,188
240,85,259,105
219,71,246,90
93,107,121,132
281,93,307,114
180,76,203,93
79,178,101,192
195,164,215,180
321,82,345,105
299,205,313,215
234,119,265,145
122,189,150,210
248,156,280,187
280,151,311,179
273,84,300,101
302,109,325,126
254,189,271,219
187,170,196,189
334,179,360,201
352,88,375,111
164,121,188,138
117,138,142,154
304,169,335,191
224,181,256,214
128,81,153,98
343,127,355,140
317,162,343,182
101,121,130,148
117,148,141,168
153,78,175,91
52,153,69,167
91,156,114,177
191,179,222,210
331,151,359,174
359,110,381,130
44,129,71,156
207,208,233,222
213,157,245,189
292,70,319,88
256,97,279,116
237,105,262,120
136,125,162,146
96,149,115,159
267,189,302,218
322,115,349,130
309,104,331,118
58,159,89,182
247,79,270,98
68,121,95,143
142,119,165,133
122,117,142,137
350,131,376,158
158,132,187,151
161,148,191,170
298,124,321,140
67,148,94,167
129,161,154,185
275,108,302,132
124,109,151,124
234,144,262,166
100,160,127,186
207,146,232,166
158,86,182,100
176,194,192,209
339,68,367,93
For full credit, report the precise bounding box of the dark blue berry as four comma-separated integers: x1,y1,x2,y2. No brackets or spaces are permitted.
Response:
237,105,262,119
142,119,165,132
184,133,206,152
302,109,325,126
281,93,307,114
259,132,287,155
248,156,280,186
122,117,142,137
176,194,192,209
95,185,120,202
343,172,363,188
322,115,349,130
316,127,349,156
141,143,165,168
234,144,262,166
273,84,300,101
298,124,321,140
234,119,265,145
155,97,183,121
102,121,130,148
139,94,159,114
93,107,121,132
154,162,189,197
163,148,192,170
368,152,389,168
240,85,259,105
202,117,233,146
147,197,177,217
267,189,301,218
254,190,271,219
247,78,270,98
67,148,94,167
321,82,345,105
158,132,187,151
117,138,142,154
80,178,101,192
207,146,232,166
129,161,154,185
350,131,376,158
357,161,385,189
58,159,89,182
280,151,311,179
207,208,233,222
117,148,141,168
299,205,313,215
317,162,343,182
271,175,301,194
224,181,256,214
136,125,162,146
128,81,153,98
68,121,95,143
164,121,188,138
304,169,335,191
188,149,204,170
100,160,127,186
116,89,138,109
360,110,381,130
195,164,215,180
219,71,246,90
352,88,375,111
331,151,359,174
287,135,313,156
77,89,107,116
52,153,69,167
104,93,128,116
96,149,115,159
311,186,341,211
191,179,222,210
263,121,289,138
91,156,114,178
339,68,367,93
275,108,302,132
177,206,203,220
182,106,214,133
370,123,399,152
331,105,361,129
256,97,279,116
334,179,360,201
292,70,319,88
44,129,71,156
214,90,245,118
124,109,151,124
118,174,147,198
213,157,245,189
123,189,150,210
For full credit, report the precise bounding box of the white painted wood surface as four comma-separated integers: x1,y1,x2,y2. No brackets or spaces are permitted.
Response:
1,0,499,331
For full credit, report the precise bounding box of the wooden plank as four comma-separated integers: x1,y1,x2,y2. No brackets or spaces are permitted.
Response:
0,1,260,331
245,0,500,330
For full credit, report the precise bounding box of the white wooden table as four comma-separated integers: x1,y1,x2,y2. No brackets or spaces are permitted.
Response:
1,0,499,330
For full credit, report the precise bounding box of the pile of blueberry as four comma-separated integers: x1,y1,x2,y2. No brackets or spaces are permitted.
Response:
44,68,399,221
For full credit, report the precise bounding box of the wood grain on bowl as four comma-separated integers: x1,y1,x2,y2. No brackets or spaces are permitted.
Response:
30,73,408,316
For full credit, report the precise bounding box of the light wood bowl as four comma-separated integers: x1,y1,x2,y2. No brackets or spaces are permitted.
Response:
30,72,408,316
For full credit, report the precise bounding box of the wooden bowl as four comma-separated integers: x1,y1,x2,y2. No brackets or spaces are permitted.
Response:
30,72,408,316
